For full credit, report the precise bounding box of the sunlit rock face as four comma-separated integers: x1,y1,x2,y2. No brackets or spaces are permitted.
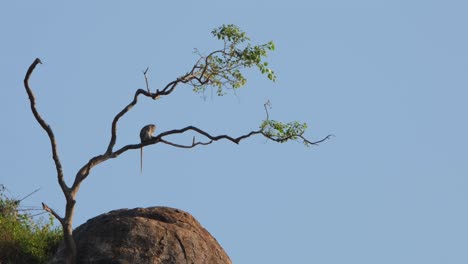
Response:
50,207,231,264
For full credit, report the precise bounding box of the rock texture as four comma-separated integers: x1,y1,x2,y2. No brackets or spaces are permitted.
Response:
50,207,231,264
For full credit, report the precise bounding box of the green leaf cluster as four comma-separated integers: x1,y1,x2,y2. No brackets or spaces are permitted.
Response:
0,185,62,264
193,24,276,96
260,120,310,146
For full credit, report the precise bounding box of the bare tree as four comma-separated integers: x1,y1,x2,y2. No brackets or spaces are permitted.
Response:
23,25,332,264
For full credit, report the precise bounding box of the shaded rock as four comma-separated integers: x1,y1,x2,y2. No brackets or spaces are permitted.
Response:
50,207,231,264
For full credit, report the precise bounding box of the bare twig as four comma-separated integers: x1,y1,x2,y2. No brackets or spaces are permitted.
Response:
143,67,150,93
264,100,271,121
19,188,41,202
30,211,49,217
302,134,335,145
159,139,211,148
42,202,64,225
260,131,333,146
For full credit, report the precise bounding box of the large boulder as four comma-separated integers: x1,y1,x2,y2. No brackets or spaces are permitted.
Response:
50,207,231,264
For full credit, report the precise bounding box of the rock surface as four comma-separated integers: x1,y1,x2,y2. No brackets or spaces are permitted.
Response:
50,207,231,264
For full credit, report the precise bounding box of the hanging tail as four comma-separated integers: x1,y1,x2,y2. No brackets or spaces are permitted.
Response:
140,147,143,174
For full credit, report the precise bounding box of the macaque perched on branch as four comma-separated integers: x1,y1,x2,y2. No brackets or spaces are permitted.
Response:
140,124,156,173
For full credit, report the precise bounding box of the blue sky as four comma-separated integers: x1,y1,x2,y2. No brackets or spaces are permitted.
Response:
2,1,468,263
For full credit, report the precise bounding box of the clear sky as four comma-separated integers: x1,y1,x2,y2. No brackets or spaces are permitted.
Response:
2,1,468,263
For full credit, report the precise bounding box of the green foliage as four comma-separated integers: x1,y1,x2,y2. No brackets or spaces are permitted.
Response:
198,25,317,146
260,120,311,146
192,24,276,96
0,185,62,264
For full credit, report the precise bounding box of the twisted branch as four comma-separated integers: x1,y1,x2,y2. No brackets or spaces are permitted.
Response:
23,58,70,198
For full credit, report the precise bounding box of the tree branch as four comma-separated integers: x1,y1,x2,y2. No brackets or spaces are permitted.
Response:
42,202,64,225
155,126,262,144
104,72,196,155
262,133,334,146
110,126,262,157
302,134,334,145
143,67,150,93
70,155,107,191
78,61,211,191
24,58,69,197
105,89,147,154
159,138,211,148
106,125,331,166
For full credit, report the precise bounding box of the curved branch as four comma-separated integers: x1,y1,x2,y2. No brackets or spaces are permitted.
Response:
72,155,106,190
302,134,334,145
109,126,262,157
105,89,147,154
104,49,236,156
159,138,211,148
108,126,330,159
80,60,217,190
199,50,224,83
24,58,69,197
262,133,334,146
156,126,262,144
105,75,191,154
24,58,78,263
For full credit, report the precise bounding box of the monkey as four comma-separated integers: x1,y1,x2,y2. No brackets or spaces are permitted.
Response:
140,124,156,173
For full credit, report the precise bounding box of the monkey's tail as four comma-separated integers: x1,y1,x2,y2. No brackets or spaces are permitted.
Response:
140,147,143,174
